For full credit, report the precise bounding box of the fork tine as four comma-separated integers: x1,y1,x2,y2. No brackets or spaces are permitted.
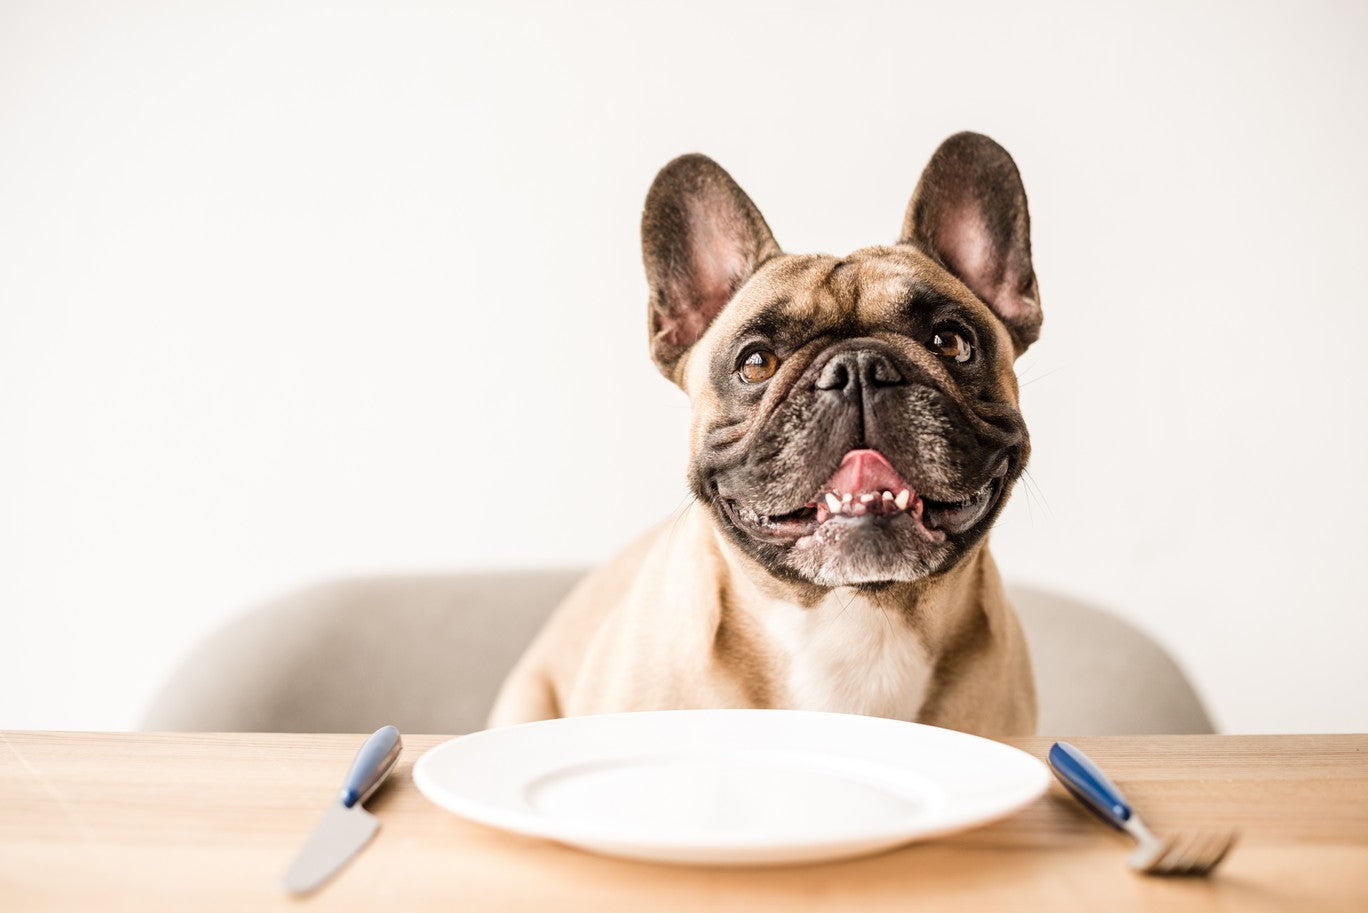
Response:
1154,831,1236,875
1126,833,1172,872
1178,833,1212,874
1156,837,1194,874
1178,833,1217,874
1209,837,1242,870
1140,837,1181,874
1197,832,1237,873
1151,833,1199,875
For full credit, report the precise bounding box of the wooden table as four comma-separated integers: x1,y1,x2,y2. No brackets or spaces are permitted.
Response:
2,732,1365,911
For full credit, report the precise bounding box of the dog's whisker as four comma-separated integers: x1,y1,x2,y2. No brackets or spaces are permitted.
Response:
1019,469,1053,521
666,493,699,548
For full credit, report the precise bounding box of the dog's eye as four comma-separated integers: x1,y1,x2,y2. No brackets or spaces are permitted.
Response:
929,330,973,364
738,349,779,383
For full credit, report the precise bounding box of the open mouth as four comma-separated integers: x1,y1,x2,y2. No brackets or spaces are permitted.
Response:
721,449,1007,545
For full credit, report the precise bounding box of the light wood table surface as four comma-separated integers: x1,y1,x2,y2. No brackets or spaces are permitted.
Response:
2,731,1365,911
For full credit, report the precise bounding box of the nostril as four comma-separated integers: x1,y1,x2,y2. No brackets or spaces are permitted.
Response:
865,353,903,386
815,357,853,391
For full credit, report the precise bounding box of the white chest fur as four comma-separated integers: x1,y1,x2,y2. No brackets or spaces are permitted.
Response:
752,591,933,721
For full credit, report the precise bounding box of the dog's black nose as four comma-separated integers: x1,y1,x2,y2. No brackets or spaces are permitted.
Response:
814,349,904,396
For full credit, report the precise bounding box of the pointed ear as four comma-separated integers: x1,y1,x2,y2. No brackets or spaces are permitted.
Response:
900,132,1042,355
643,154,781,383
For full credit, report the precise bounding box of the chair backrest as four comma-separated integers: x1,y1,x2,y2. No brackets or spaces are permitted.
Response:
141,571,1214,735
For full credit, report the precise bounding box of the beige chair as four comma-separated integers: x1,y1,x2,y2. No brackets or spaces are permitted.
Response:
142,571,1214,736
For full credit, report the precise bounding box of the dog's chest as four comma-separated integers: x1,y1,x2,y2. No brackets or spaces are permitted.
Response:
754,594,933,721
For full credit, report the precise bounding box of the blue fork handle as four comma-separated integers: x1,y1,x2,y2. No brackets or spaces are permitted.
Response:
1048,741,1132,830
339,725,403,808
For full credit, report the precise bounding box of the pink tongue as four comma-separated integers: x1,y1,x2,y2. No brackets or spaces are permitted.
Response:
824,449,912,496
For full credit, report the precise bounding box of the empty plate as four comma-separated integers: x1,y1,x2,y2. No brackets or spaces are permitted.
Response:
413,709,1047,865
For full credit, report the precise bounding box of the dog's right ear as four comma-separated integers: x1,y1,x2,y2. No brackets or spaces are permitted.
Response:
642,154,781,384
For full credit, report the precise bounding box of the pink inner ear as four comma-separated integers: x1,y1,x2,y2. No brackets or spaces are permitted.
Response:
660,281,730,348
941,209,994,288
940,207,1034,323
660,198,749,348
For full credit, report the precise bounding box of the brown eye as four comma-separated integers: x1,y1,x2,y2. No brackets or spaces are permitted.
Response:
739,349,779,383
930,330,973,364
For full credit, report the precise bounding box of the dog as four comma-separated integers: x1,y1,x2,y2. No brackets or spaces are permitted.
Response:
489,132,1040,738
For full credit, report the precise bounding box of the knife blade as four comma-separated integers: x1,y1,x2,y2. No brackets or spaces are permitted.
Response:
282,725,403,894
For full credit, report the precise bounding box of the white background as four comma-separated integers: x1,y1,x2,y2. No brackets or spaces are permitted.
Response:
3,1,1365,733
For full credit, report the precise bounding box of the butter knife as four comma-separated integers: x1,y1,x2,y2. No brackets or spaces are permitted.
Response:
282,725,403,894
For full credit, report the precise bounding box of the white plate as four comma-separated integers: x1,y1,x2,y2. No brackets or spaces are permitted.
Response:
413,709,1048,866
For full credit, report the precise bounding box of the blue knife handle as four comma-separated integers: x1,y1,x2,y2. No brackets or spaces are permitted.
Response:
1048,741,1132,829
339,725,403,808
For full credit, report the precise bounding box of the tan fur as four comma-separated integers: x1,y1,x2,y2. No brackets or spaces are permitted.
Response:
489,503,1035,737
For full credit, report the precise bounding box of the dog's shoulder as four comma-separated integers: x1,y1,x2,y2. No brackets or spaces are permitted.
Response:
488,511,710,724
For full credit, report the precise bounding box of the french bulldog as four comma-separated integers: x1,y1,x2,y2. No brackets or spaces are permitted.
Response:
490,132,1040,737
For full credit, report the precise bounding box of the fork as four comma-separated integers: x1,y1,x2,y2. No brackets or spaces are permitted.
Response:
1048,741,1237,876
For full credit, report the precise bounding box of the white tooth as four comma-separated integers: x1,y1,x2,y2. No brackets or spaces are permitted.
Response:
882,491,894,501
842,492,853,504
824,492,842,512
860,493,876,503
895,489,911,510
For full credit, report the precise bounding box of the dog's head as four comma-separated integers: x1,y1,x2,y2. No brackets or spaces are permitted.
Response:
643,132,1040,589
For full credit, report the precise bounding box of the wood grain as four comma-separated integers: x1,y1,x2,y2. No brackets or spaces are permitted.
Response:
1,732,1365,912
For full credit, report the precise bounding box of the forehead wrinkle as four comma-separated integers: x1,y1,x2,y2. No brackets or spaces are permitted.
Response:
849,268,917,327
823,257,862,323
746,261,845,333
806,279,853,328
849,245,964,295
845,247,1003,332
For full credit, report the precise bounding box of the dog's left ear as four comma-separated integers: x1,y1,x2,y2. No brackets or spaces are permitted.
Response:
900,132,1042,355
643,154,781,384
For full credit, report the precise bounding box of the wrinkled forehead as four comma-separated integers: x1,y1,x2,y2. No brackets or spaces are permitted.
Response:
682,245,1011,390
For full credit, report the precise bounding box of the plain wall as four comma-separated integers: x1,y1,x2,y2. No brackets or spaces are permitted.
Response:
3,0,1366,733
